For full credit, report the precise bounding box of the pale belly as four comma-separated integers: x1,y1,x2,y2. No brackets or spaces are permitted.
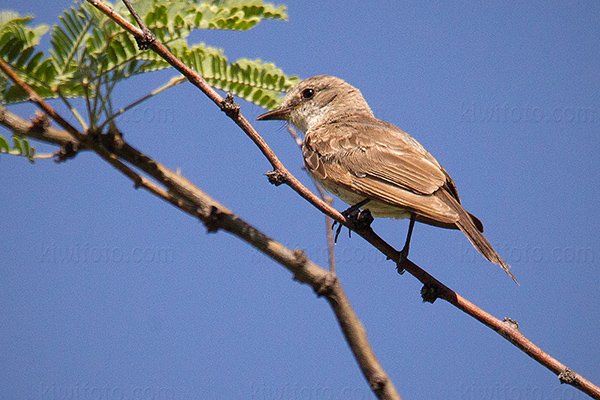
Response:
315,177,412,219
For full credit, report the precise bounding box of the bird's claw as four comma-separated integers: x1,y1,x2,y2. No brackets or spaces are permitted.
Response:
331,203,374,243
395,246,409,274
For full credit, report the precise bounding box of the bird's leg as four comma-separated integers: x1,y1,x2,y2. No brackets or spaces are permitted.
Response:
396,214,416,274
332,199,373,242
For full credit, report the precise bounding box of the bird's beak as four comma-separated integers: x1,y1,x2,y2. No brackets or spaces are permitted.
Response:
256,105,292,121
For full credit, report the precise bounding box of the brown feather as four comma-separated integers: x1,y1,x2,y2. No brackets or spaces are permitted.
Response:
435,189,518,283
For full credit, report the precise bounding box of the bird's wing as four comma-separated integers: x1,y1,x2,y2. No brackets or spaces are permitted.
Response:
303,120,459,224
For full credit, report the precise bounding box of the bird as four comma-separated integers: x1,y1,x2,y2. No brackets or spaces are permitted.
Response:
257,75,517,283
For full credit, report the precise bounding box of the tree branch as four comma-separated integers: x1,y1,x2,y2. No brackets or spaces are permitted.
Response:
0,107,78,148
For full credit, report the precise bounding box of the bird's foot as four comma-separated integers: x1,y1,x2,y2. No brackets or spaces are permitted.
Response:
395,214,415,274
332,201,373,243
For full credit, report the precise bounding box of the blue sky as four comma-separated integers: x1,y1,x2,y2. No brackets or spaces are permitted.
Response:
1,1,599,399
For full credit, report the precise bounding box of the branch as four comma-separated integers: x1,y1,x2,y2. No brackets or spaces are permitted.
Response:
98,75,186,131
0,58,402,400
0,107,78,148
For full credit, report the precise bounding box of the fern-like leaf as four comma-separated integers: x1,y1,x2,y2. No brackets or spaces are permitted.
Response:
0,12,52,103
142,41,298,108
0,135,37,162
1,0,295,123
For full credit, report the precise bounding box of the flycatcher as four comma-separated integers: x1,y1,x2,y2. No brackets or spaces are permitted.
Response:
257,75,516,283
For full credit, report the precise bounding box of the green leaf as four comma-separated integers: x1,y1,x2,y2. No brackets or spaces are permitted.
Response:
0,135,9,152
0,11,51,103
0,135,38,162
12,136,22,153
174,44,298,109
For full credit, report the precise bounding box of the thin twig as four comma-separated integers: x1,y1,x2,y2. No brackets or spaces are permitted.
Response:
321,193,336,273
121,0,144,27
286,123,303,147
99,75,185,130
58,89,89,131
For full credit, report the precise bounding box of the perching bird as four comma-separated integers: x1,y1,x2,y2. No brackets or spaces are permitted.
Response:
257,75,517,283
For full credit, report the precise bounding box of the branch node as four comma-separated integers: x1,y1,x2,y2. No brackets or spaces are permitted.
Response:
122,0,156,50
394,258,406,275
558,368,577,385
30,111,50,130
368,373,388,394
219,93,240,119
204,206,223,233
292,248,308,268
107,126,126,150
265,170,286,186
87,127,102,140
314,272,337,297
96,126,126,153
135,27,156,50
420,283,440,304
502,317,520,331
133,177,143,189
54,141,79,163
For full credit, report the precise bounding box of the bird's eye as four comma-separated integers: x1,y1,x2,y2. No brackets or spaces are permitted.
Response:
301,88,315,99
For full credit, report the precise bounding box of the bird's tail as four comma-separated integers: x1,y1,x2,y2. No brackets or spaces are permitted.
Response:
437,189,519,284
